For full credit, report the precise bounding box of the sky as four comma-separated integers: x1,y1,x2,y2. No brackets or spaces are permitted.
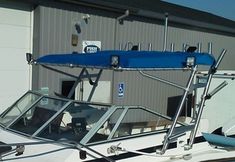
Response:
162,0,235,21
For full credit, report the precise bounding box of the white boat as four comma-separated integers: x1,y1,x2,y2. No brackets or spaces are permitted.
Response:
0,49,235,162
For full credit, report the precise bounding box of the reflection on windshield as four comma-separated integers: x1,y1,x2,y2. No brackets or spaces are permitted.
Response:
38,102,108,141
10,97,68,135
88,107,179,143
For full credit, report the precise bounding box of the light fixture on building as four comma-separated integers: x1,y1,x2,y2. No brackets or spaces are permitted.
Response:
71,34,78,46
82,14,90,24
75,22,81,34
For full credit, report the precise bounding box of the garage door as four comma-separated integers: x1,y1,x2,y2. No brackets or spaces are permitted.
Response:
0,4,32,112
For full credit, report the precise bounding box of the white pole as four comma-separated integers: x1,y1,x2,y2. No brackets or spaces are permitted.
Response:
163,13,168,51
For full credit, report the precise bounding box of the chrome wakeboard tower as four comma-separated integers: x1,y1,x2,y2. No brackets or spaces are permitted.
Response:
158,49,226,154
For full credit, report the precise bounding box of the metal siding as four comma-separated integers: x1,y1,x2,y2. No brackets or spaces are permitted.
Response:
113,17,235,114
113,18,191,114
117,18,164,50
167,26,235,69
34,5,235,114
113,71,189,114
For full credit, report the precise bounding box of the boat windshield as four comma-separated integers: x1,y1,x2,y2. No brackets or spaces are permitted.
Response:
0,91,109,141
0,91,185,144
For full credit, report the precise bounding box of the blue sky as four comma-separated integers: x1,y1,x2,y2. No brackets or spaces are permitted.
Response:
162,0,235,21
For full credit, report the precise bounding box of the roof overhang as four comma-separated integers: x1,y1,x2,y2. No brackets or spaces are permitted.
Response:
14,0,235,36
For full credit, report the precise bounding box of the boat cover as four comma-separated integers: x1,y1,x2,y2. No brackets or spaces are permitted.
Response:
202,132,235,147
36,50,216,70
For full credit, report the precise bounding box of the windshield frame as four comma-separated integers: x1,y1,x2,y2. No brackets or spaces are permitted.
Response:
0,91,112,139
80,105,187,145
0,91,43,128
0,91,187,146
31,100,73,137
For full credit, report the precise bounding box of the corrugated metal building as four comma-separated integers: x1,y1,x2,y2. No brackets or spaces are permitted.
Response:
2,0,235,115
